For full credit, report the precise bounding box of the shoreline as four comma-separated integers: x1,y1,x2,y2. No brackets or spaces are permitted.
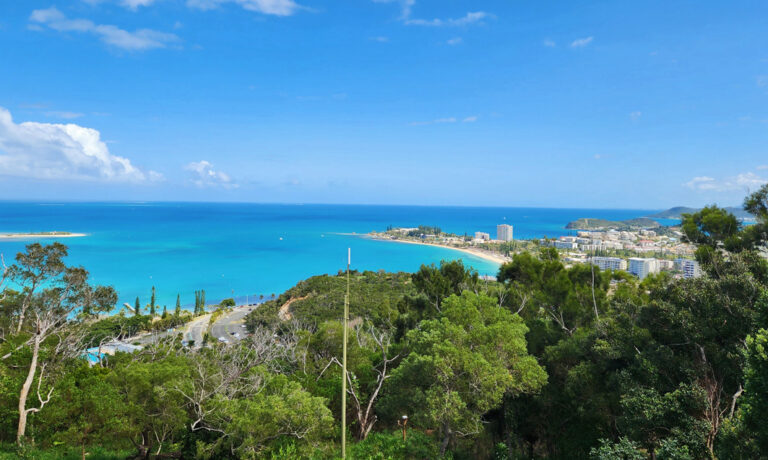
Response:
0,232,87,240
366,235,511,266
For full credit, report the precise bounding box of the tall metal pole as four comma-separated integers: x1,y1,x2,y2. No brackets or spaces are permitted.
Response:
341,248,350,458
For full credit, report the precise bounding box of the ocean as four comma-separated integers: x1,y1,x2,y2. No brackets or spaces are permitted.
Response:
0,202,658,309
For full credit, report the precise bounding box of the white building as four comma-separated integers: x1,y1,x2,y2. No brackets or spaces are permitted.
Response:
628,258,659,279
474,231,490,241
553,241,578,250
497,224,514,242
675,259,701,279
589,257,627,271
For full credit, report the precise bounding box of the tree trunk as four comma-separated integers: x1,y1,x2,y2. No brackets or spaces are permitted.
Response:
440,424,451,456
17,336,40,444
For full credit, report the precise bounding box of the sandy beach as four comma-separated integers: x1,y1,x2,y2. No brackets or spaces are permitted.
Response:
368,235,511,265
0,232,87,240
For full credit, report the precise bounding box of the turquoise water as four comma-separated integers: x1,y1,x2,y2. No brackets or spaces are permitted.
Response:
0,202,656,309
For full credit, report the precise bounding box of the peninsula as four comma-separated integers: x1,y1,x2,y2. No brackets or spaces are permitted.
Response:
565,217,660,230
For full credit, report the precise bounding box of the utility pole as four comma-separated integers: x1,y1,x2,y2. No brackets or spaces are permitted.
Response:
341,248,350,458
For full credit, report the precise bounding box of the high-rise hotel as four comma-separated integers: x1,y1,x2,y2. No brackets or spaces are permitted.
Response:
497,224,514,242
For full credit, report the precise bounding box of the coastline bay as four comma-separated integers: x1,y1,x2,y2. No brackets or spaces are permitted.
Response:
0,202,656,309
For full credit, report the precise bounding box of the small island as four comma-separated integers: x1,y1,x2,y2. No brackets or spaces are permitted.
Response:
0,231,86,240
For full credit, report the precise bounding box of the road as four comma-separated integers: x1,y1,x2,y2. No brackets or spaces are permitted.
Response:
210,306,253,344
183,313,212,348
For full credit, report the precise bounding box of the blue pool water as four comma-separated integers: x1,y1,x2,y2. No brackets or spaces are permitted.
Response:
0,202,657,308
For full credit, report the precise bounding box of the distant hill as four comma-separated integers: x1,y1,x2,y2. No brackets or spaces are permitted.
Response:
648,206,754,220
565,217,661,230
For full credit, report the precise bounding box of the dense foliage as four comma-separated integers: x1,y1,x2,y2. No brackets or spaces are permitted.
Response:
0,185,767,458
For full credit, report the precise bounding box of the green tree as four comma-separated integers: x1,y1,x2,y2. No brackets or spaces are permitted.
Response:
175,294,181,316
740,327,768,452
150,286,156,317
108,355,189,458
212,373,333,458
1,243,116,444
385,291,547,455
134,296,141,316
220,298,236,308
39,364,130,460
412,259,479,312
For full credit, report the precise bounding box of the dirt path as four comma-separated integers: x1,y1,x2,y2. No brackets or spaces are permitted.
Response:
278,295,308,321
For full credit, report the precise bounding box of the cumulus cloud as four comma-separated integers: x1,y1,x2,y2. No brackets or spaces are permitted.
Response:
186,0,301,16
543,39,556,47
446,37,462,45
685,172,767,192
629,111,642,121
0,106,161,182
570,36,593,48
29,7,179,51
757,165,768,170
185,161,238,188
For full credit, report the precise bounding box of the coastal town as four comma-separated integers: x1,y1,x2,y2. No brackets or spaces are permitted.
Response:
370,221,702,280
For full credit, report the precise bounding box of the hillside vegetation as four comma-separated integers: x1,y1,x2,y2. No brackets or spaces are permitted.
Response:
0,184,767,458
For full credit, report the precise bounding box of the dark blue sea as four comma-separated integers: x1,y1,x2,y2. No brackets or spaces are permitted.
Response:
0,202,659,309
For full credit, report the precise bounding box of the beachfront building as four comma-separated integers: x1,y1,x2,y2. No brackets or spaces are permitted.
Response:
553,240,579,250
589,256,627,272
474,232,491,241
497,224,514,241
628,257,659,279
675,258,702,279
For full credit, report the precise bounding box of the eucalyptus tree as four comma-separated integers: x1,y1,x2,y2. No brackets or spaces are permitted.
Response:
1,243,116,444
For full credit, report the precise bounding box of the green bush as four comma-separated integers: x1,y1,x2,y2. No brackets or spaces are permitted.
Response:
349,430,440,459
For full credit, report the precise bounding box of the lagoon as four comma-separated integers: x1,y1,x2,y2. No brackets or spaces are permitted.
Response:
0,202,656,309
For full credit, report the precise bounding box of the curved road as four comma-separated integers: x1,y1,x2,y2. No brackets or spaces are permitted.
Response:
183,313,211,348
210,306,253,344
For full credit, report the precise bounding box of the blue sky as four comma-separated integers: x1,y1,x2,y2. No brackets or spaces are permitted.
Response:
0,0,767,208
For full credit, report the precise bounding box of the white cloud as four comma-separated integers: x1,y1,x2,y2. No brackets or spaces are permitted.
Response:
593,154,601,160
186,0,300,16
370,36,389,42
185,161,238,188
406,11,490,27
543,39,555,47
121,0,157,9
757,165,768,170
685,172,767,192
44,111,84,119
411,115,477,126
29,7,179,51
0,106,160,183
374,1,489,27
757,75,768,87
570,36,593,48
372,0,414,20
629,111,642,121
446,37,462,45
